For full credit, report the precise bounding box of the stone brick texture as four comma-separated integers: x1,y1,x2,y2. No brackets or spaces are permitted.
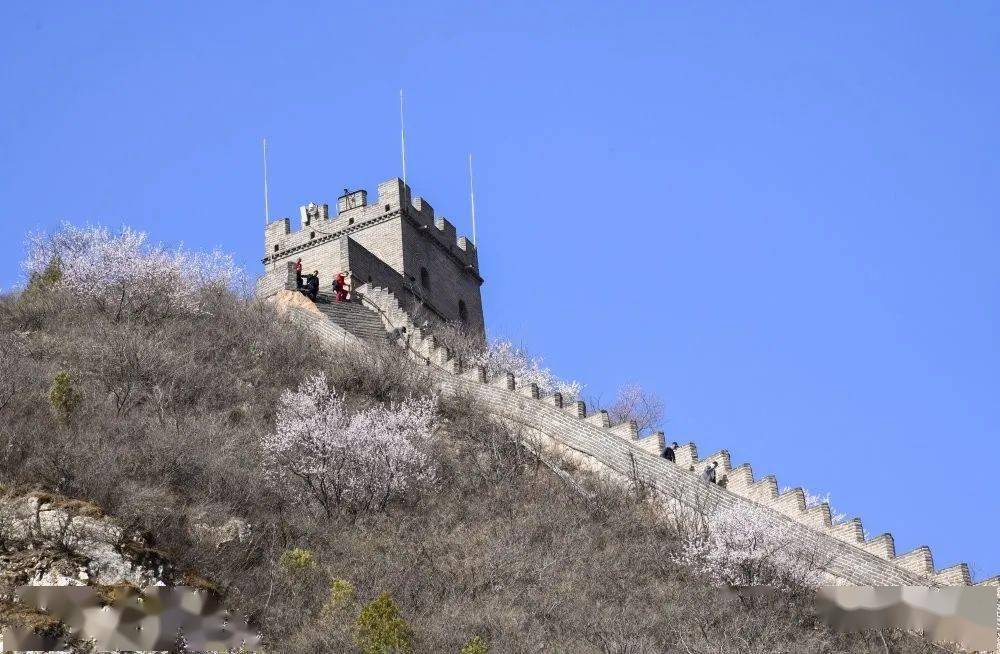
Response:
262,180,997,647
258,177,483,334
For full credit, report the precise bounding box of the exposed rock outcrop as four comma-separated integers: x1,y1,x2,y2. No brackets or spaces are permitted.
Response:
265,288,322,318
0,491,172,588
0,489,189,651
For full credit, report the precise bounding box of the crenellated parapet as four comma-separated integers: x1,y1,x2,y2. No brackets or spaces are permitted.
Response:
258,260,1000,654
664,441,981,587
316,283,996,597
259,176,485,333
262,178,479,273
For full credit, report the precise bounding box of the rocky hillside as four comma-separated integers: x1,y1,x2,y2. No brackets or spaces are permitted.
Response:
0,226,970,653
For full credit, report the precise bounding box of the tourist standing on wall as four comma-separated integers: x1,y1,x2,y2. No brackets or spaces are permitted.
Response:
661,441,678,462
304,270,319,301
294,258,303,288
334,272,348,302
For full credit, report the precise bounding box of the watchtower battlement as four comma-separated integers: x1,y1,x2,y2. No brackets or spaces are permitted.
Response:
257,177,484,333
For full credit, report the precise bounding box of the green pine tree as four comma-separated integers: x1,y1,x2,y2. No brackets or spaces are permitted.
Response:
460,635,490,654
49,371,81,423
279,547,315,570
354,592,413,654
26,257,63,297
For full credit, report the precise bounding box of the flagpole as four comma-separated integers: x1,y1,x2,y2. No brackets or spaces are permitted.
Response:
399,89,407,184
262,138,270,226
468,153,477,247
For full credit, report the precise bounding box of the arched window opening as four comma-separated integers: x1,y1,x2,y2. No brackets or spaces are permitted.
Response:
458,300,468,323
420,267,430,289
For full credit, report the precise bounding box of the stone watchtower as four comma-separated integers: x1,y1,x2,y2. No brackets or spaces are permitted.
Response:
256,177,485,335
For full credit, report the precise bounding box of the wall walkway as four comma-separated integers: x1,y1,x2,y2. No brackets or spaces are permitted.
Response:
277,288,998,650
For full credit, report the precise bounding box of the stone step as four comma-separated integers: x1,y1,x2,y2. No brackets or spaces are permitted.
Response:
312,295,388,344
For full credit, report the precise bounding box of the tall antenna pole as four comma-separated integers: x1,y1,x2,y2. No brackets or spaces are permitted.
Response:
399,89,407,184
262,138,270,225
468,153,477,246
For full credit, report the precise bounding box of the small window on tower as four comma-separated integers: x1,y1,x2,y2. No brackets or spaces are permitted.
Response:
458,300,468,323
273,244,279,252
385,204,391,212
310,231,315,240
420,267,430,289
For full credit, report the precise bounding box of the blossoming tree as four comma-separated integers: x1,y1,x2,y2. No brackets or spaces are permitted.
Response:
261,374,436,516
430,323,582,398
23,223,239,321
608,383,664,434
672,502,826,590
471,339,582,398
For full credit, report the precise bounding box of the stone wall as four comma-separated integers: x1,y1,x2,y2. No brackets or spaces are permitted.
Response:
259,177,483,334
341,236,405,299
399,218,484,332
285,294,1000,650
254,262,292,299
345,238,450,330
297,289,1000,599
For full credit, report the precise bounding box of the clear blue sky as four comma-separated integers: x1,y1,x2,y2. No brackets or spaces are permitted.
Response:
2,2,997,579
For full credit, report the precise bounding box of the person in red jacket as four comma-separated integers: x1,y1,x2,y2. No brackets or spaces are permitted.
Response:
294,258,303,288
334,272,348,302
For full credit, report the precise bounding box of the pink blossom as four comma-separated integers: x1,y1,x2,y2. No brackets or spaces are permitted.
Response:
23,223,240,319
261,374,436,515
472,339,582,398
672,503,825,589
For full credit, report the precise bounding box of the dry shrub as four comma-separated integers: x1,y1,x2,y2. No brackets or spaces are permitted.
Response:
0,248,959,654
327,340,434,406
0,332,28,413
607,382,664,434
431,320,486,365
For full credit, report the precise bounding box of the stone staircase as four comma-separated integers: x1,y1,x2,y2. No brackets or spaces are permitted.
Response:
312,293,388,344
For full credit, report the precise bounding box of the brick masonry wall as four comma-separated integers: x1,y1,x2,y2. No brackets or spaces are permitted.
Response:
267,243,1000,650
285,304,356,349
348,216,405,276
255,264,290,298
369,289,996,569
286,299,1000,650
265,236,345,294
259,177,484,334
342,237,406,298
346,245,451,332
399,218,484,332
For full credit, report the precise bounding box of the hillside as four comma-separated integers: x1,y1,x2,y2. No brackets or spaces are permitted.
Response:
0,227,971,653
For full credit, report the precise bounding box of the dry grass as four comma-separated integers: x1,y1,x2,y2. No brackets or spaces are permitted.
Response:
0,285,957,654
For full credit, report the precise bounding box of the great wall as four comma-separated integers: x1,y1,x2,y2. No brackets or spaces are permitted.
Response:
257,176,999,649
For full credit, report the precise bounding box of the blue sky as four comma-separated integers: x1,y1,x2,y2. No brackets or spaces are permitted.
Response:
2,2,997,579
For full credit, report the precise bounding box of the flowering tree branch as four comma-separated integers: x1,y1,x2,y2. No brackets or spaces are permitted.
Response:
672,503,826,590
261,374,437,517
471,339,582,398
23,223,241,322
